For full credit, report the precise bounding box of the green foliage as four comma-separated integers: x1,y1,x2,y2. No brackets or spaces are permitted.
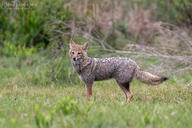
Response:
1,0,192,51
129,0,192,24
153,0,192,24
34,105,56,128
1,42,36,57
34,96,94,128
0,0,73,47
117,23,127,36
0,42,37,68
58,97,79,115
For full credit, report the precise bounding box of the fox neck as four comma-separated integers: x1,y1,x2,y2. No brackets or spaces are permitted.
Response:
72,56,91,74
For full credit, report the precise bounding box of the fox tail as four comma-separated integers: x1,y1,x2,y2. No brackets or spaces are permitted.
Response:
135,68,168,85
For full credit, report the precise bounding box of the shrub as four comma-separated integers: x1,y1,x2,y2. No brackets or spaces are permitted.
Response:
0,0,73,47
1,42,36,57
153,0,192,24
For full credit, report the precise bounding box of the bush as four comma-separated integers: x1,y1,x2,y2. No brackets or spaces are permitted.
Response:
0,0,73,47
1,0,192,50
1,42,36,57
153,0,192,24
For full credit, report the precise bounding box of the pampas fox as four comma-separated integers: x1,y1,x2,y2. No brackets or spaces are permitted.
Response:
69,39,168,103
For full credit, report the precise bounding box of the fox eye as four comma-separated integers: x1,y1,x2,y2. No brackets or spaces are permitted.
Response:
71,52,74,54
78,52,81,55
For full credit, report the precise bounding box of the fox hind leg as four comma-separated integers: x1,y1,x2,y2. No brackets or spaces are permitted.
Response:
118,82,133,103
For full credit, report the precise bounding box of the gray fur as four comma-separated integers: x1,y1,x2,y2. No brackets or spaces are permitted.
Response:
71,57,166,85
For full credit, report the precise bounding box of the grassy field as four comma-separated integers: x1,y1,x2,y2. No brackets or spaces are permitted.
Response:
0,83,192,128
1,0,192,127
0,55,192,128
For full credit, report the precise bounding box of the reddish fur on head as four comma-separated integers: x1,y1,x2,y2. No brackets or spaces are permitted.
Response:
69,39,88,61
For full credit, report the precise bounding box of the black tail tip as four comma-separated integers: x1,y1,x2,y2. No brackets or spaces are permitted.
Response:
162,77,168,81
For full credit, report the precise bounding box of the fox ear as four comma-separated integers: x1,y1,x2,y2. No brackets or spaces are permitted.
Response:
70,39,76,48
82,42,88,50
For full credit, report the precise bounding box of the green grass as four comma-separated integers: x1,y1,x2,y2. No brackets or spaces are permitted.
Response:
0,54,192,128
0,84,192,128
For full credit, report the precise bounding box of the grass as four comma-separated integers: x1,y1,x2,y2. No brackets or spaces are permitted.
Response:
0,84,192,128
0,53,192,128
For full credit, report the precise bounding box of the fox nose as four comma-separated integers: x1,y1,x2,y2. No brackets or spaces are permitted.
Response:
73,58,77,61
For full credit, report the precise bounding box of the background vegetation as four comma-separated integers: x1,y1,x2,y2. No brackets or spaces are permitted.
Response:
0,0,192,127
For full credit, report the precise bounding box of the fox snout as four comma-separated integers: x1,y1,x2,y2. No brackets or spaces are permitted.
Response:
73,57,77,61
72,57,80,61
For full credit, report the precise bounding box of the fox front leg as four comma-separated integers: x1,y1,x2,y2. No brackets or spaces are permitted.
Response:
85,84,93,100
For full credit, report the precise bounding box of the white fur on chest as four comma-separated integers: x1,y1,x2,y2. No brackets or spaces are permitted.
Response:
78,75,83,81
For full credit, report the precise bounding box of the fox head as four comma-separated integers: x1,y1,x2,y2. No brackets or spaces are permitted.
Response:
69,39,88,63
